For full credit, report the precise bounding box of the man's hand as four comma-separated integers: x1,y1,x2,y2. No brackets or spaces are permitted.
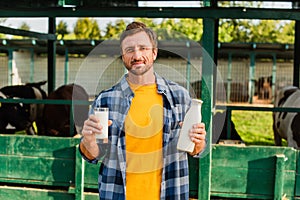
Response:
80,115,112,159
188,122,206,156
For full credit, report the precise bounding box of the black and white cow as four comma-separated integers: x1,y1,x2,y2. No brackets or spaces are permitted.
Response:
0,81,47,135
273,85,300,149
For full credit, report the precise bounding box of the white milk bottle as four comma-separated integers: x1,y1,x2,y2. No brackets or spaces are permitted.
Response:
177,99,203,152
94,107,109,140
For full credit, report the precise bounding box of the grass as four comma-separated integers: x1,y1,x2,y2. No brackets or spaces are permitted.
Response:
231,110,287,146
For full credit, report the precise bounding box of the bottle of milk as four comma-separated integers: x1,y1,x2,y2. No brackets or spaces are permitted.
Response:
177,99,203,152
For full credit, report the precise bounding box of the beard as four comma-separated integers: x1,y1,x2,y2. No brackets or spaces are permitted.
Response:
125,60,154,76
127,65,151,76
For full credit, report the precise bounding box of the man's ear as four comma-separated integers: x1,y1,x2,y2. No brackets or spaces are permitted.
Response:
153,48,158,60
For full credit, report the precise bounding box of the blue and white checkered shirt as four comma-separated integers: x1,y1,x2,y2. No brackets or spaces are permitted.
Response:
80,73,192,200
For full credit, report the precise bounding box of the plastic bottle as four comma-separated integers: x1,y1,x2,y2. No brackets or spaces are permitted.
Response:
177,99,203,152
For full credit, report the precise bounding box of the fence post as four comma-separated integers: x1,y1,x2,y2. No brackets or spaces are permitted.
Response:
75,144,85,200
8,49,13,85
274,154,286,200
271,53,276,104
227,53,232,103
248,52,256,104
199,8,217,198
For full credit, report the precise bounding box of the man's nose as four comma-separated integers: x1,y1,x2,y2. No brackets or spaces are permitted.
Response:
132,48,143,57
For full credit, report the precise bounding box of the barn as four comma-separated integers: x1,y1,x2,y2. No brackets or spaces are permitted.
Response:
0,0,300,199
0,40,295,103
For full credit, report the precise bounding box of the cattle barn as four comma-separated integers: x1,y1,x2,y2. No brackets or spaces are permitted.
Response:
0,0,300,200
0,40,296,104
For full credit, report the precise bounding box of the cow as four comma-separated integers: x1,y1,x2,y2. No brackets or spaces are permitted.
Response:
0,81,47,135
191,80,249,103
41,83,89,137
256,76,272,100
188,80,244,143
273,86,300,149
212,111,243,144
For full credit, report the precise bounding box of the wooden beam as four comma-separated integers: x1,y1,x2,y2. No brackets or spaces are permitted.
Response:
0,7,299,20
0,25,56,40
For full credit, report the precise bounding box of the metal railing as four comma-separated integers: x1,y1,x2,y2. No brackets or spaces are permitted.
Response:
0,98,91,136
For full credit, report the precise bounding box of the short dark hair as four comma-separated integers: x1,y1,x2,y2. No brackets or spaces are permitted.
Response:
120,21,158,50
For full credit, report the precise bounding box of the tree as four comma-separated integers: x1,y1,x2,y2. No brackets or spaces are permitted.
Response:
103,19,127,39
83,16,295,45
12,22,31,39
277,21,294,44
250,20,280,43
155,18,182,40
56,20,70,40
219,19,294,44
19,22,30,31
218,19,236,42
135,18,203,42
0,18,7,38
0,18,6,24
218,1,287,43
177,18,203,42
73,18,101,40
219,19,253,43
134,18,157,28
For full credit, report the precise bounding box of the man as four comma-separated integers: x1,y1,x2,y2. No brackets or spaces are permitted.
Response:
79,21,206,200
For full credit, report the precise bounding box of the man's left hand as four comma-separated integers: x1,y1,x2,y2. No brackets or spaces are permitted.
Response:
189,122,206,156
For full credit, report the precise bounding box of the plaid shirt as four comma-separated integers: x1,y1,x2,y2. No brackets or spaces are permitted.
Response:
80,73,192,200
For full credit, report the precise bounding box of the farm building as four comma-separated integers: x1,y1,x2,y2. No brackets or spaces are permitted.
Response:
0,40,294,103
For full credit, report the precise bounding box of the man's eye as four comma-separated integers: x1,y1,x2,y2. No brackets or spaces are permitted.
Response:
125,48,134,53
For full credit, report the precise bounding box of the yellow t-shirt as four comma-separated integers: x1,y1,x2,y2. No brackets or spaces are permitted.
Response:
125,82,163,200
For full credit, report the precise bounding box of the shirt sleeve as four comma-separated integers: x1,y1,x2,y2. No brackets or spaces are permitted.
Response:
78,143,99,164
78,137,109,164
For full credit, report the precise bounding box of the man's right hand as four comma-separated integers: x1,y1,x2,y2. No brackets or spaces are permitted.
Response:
80,115,112,160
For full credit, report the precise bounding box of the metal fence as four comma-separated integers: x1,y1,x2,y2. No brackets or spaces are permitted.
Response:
0,51,294,104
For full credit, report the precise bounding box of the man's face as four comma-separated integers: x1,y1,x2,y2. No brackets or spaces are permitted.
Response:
121,31,157,76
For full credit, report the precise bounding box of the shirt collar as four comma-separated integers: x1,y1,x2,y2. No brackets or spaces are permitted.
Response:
118,73,174,106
